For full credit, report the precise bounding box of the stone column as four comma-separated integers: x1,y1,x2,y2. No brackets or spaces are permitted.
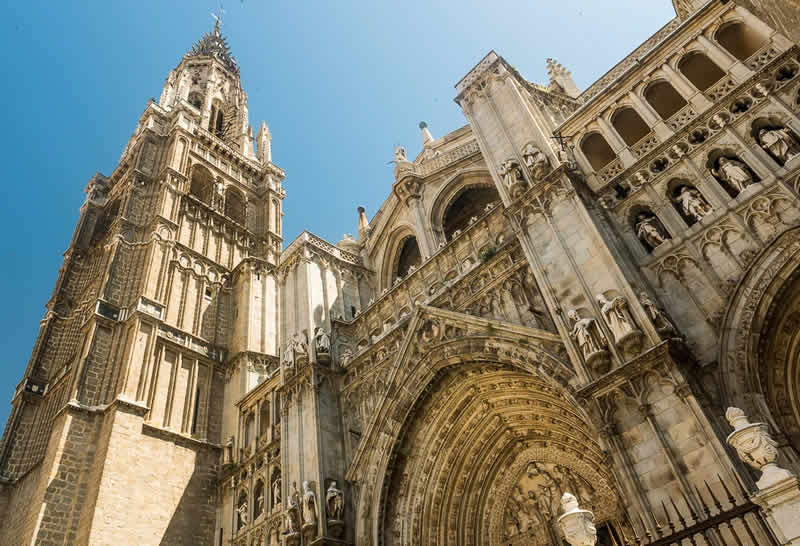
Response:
696,34,751,81
628,89,673,140
726,407,800,545
596,117,637,168
557,493,597,546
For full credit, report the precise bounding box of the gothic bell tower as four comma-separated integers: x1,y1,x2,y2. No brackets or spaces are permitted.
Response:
0,18,285,546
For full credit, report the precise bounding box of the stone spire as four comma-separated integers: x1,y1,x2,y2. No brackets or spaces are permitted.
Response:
419,121,435,147
187,15,239,74
546,58,580,99
257,121,272,163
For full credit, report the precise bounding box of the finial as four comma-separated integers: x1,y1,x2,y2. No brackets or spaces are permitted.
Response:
210,6,225,35
419,121,435,147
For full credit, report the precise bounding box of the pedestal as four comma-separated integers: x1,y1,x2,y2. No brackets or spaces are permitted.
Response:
751,476,800,545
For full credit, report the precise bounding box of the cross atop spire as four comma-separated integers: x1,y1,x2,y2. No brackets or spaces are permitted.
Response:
187,7,239,74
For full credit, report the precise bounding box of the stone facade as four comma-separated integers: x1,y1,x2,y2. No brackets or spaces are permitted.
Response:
3,2,800,545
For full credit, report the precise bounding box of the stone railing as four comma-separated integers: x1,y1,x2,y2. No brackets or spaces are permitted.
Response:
666,104,697,131
632,134,660,158
334,203,512,352
705,76,737,103
597,158,625,184
746,41,781,72
416,139,481,177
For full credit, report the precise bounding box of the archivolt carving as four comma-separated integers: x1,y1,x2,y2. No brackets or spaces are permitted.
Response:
345,307,611,545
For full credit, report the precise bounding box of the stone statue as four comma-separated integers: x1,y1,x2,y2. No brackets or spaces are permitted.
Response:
301,481,317,526
675,186,712,221
759,127,800,163
567,310,606,360
256,488,265,517
523,143,549,177
273,478,281,505
557,492,597,546
285,483,301,534
236,499,249,527
393,145,407,163
282,340,295,369
596,294,637,343
314,327,330,354
326,481,344,521
635,213,669,250
712,157,754,193
293,332,308,356
639,292,677,336
498,159,523,189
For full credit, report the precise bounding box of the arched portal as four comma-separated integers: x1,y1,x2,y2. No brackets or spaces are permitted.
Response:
348,316,623,546
720,227,800,459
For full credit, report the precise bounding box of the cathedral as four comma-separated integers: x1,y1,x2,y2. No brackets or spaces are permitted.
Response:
3,0,800,544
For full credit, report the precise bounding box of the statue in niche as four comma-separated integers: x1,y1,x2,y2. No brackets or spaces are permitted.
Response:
597,294,637,343
326,481,344,521
675,186,713,221
639,292,678,337
236,498,249,528
301,481,317,526
314,327,330,354
523,143,550,178
759,127,800,163
273,477,282,505
568,310,607,359
635,212,669,250
711,157,754,194
256,488,265,517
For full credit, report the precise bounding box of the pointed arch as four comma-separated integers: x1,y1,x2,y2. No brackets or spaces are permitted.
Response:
189,164,215,206
428,168,499,244
224,186,246,225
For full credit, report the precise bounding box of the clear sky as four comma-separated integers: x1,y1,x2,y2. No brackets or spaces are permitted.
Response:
0,1,674,425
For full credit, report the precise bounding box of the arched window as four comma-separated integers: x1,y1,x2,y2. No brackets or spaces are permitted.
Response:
225,187,246,225
259,402,270,438
189,165,215,206
715,21,768,62
644,81,688,120
678,52,726,92
611,107,651,147
188,91,203,110
209,101,226,138
580,132,616,170
394,236,421,280
244,413,255,446
441,185,500,240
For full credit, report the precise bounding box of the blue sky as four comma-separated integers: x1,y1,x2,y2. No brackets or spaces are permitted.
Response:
0,1,674,424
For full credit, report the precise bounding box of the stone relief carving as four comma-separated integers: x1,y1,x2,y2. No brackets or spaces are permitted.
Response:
674,186,713,222
711,157,755,194
635,212,669,250
758,127,800,164
502,462,597,544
